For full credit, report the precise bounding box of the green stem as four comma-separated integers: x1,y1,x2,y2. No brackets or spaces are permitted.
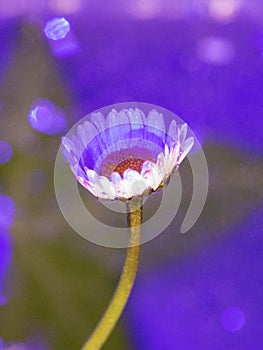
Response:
81,198,142,350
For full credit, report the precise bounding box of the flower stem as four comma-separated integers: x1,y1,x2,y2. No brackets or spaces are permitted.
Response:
81,198,142,350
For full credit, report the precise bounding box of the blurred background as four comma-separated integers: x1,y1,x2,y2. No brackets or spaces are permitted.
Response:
0,0,263,349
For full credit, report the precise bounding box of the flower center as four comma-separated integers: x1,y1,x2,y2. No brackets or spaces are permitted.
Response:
98,147,156,179
114,158,145,177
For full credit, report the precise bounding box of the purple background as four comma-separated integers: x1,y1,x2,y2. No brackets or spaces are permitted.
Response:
0,1,262,349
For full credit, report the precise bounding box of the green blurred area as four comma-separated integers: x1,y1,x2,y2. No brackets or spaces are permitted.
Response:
1,237,128,350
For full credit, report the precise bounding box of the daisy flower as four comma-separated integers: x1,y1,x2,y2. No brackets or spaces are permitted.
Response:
62,108,194,200
60,106,195,350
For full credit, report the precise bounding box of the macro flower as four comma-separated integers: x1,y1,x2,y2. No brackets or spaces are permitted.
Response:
62,108,194,200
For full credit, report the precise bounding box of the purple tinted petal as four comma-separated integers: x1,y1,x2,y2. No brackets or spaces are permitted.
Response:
178,123,187,145
128,108,145,130
90,112,106,132
147,109,165,141
118,109,130,124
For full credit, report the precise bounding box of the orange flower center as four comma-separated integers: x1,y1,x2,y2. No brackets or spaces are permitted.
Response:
114,158,145,177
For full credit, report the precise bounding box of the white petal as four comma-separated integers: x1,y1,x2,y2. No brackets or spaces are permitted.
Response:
62,146,79,167
164,144,169,157
123,169,141,182
71,163,86,178
178,123,187,145
110,172,122,183
163,144,171,175
112,178,133,199
70,164,78,177
147,109,165,139
128,108,145,129
71,135,82,156
90,112,106,132
131,179,147,196
178,136,194,163
95,176,116,200
118,109,130,125
135,108,146,123
141,161,162,190
77,176,99,197
110,173,133,198
62,136,76,154
156,152,166,179
106,109,119,128
77,121,97,148
123,169,147,196
85,169,98,183
167,143,180,172
168,119,177,141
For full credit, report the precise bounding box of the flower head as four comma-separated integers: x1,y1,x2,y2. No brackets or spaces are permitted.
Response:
62,108,194,200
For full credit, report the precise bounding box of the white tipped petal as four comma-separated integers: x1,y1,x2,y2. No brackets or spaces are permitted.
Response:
164,144,169,157
77,176,99,197
123,169,141,182
118,109,130,125
106,109,119,128
128,108,145,129
167,144,180,172
71,163,86,178
86,182,99,197
90,112,106,132
141,161,162,190
62,136,76,154
71,135,82,155
147,109,165,131
123,169,147,196
70,164,78,177
110,172,122,183
178,136,194,163
131,179,148,196
111,172,133,198
163,144,171,174
135,108,146,123
113,179,133,199
178,123,187,145
85,169,98,183
147,109,165,138
156,152,165,178
96,176,116,200
77,121,97,148
168,119,177,141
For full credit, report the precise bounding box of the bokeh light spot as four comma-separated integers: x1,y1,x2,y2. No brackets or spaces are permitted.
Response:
209,0,242,22
129,0,162,19
48,0,83,14
28,106,52,132
0,195,15,228
0,141,12,165
221,306,245,332
28,99,67,135
44,17,70,41
196,36,235,65
49,32,80,58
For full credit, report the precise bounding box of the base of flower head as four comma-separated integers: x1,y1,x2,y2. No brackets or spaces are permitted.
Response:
77,143,180,201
